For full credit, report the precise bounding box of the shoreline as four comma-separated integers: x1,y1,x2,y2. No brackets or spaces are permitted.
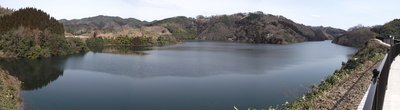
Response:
0,39,379,110
279,39,388,109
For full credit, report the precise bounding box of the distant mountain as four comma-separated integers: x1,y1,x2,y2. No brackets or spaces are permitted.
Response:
223,12,344,44
148,12,346,44
61,12,346,44
59,15,148,35
151,12,346,44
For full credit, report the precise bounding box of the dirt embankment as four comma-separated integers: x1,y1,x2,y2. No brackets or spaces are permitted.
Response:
281,39,388,110
310,39,388,109
312,60,379,109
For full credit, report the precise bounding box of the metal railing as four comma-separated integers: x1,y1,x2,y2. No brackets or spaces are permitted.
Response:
363,37,400,110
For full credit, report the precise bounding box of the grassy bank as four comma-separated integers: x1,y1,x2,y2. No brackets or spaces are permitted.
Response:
0,68,22,110
268,39,388,110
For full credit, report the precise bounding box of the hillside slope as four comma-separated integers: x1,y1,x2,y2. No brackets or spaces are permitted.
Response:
332,27,376,47
0,8,87,59
333,19,400,47
60,15,147,35
62,12,346,44
0,6,13,17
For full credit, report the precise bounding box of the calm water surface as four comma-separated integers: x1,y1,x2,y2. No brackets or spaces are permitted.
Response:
0,41,357,110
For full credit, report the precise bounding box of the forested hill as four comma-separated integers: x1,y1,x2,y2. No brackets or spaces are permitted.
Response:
60,15,147,35
0,7,87,59
333,19,400,47
0,8,64,35
61,12,346,44
150,12,346,44
0,6,13,17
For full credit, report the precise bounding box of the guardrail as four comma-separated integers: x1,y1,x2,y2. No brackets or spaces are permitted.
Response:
363,37,400,110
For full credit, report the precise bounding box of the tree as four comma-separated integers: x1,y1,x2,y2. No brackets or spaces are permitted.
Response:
0,7,64,35
347,24,365,31
93,31,97,38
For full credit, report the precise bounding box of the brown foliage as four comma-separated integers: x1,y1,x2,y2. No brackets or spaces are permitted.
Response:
332,27,376,47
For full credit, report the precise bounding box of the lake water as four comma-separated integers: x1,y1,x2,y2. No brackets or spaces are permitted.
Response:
0,41,357,110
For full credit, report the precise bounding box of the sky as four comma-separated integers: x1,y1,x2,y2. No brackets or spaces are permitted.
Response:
1,0,399,30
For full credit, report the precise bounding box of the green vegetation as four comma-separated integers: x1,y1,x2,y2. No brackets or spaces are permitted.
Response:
372,19,400,39
108,36,152,45
66,37,89,54
89,46,149,55
272,39,388,110
149,16,197,40
163,24,197,39
156,35,179,45
86,37,107,47
0,27,88,59
0,68,21,110
0,8,87,59
86,35,178,47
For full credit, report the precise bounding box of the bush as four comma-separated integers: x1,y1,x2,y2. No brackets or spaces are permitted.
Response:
26,45,43,59
67,38,89,53
86,35,177,47
86,37,106,47
0,7,87,59
0,27,88,59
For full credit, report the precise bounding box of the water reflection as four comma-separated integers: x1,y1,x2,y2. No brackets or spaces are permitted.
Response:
89,46,150,55
2,41,359,110
0,58,65,91
62,41,358,79
0,41,358,91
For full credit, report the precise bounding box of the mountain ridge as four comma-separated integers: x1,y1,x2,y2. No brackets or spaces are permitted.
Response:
60,12,346,44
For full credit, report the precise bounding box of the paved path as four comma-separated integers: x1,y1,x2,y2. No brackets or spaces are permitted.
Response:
383,56,400,110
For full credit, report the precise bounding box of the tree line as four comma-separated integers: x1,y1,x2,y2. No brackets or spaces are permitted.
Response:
85,35,177,47
0,7,87,59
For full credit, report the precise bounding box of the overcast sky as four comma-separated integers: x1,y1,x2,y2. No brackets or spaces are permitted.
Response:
1,0,399,30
